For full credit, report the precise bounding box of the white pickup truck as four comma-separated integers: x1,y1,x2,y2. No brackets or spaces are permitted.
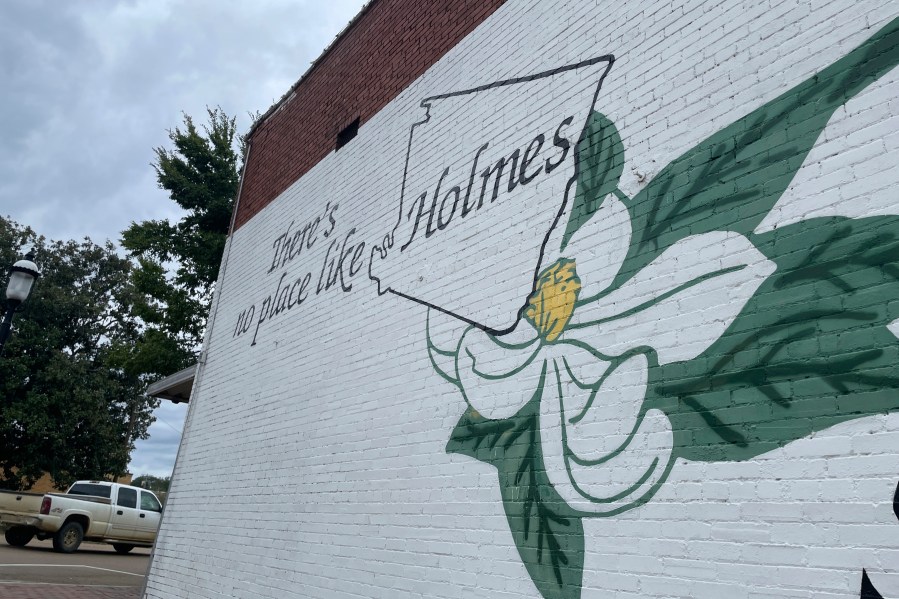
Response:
0,481,163,553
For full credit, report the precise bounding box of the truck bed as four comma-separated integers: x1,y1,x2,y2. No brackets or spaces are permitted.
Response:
0,490,44,517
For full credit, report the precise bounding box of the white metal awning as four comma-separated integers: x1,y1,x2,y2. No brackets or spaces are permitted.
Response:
146,365,196,403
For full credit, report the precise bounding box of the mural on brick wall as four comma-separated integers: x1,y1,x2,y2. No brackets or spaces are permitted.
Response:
411,17,899,599
220,12,899,599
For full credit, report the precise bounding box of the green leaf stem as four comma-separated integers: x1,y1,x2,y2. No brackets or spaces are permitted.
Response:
561,112,624,251
447,398,585,599
603,16,899,298
650,216,899,461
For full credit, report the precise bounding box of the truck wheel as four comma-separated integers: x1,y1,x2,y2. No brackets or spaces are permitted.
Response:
4,526,35,547
112,543,134,554
52,521,84,553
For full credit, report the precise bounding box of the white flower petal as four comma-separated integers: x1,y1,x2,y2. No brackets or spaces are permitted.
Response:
554,350,646,460
562,193,632,298
540,354,673,514
542,193,632,299
888,318,899,340
566,231,776,365
544,342,611,417
427,308,467,381
455,326,543,420
498,318,541,345
428,344,457,383
427,307,467,350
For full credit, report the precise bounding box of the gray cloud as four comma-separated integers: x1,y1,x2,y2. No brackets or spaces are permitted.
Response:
131,401,188,478
0,0,367,243
0,0,367,475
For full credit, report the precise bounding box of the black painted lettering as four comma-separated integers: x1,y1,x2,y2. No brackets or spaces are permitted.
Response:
479,149,521,208
296,272,312,303
520,134,545,185
546,116,574,174
461,143,489,217
269,221,294,273
323,202,338,238
234,305,255,337
233,308,247,337
278,221,296,269
425,168,450,238
336,228,358,292
287,277,302,309
287,224,308,262
275,287,290,314
307,217,321,250
274,273,291,315
400,192,430,251
243,305,255,334
271,273,288,315
437,183,461,231
317,238,339,293
251,296,272,346
349,241,366,277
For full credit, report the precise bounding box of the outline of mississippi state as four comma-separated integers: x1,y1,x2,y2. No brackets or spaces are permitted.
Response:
369,56,614,335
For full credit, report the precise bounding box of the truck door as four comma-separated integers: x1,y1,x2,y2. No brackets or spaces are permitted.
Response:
136,491,163,541
111,487,140,540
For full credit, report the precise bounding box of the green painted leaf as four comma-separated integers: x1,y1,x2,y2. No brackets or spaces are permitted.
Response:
447,400,585,599
648,216,899,461
560,112,624,251
446,405,518,464
603,16,899,297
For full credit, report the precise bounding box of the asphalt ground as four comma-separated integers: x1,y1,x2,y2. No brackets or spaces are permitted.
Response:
0,538,149,598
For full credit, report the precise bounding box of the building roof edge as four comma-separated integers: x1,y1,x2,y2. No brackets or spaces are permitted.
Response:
244,0,379,142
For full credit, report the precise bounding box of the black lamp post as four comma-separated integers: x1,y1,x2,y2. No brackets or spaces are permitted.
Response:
0,250,40,356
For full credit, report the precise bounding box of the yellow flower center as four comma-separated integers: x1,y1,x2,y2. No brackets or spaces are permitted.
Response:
524,258,581,343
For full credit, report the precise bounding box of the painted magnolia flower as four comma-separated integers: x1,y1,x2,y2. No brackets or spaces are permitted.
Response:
429,193,776,514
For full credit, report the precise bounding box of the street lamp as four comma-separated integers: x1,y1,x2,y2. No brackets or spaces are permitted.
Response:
0,250,40,356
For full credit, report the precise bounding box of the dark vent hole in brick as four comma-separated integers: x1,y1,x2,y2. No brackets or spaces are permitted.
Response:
335,118,360,151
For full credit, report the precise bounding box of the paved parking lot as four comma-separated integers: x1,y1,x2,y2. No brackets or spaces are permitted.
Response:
0,539,150,598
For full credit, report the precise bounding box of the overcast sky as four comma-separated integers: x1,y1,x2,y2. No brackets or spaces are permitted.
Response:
0,0,368,478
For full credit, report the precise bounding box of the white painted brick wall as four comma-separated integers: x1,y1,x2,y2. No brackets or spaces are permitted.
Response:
145,1,899,598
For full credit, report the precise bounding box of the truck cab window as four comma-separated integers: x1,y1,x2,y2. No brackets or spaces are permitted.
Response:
117,487,137,509
140,491,162,513
68,483,112,498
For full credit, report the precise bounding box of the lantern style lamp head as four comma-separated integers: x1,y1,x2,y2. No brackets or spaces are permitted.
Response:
0,250,40,356
6,252,40,304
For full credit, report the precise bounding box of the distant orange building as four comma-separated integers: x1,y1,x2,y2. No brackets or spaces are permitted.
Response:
25,472,132,494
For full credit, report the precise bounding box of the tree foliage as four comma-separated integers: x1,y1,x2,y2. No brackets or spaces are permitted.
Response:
120,107,242,376
132,474,171,494
0,217,158,490
0,108,246,490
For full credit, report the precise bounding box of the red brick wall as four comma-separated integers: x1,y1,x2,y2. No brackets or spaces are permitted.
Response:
234,0,508,230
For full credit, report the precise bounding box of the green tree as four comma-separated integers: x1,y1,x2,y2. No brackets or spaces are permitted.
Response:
120,107,242,377
131,474,171,493
0,217,158,490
